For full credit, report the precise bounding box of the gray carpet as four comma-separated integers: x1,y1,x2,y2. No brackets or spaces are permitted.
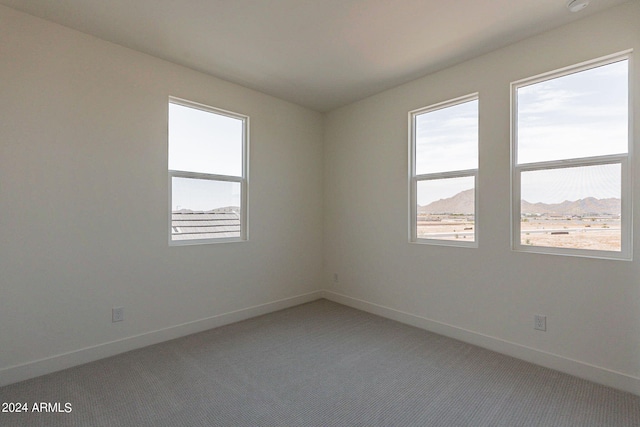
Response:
1,299,639,426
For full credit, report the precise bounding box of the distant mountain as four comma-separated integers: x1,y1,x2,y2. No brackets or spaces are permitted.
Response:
418,189,474,214
418,189,620,215
521,197,620,215
172,206,240,214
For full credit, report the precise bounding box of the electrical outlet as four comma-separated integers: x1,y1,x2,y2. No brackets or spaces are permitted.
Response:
112,307,124,323
534,314,546,331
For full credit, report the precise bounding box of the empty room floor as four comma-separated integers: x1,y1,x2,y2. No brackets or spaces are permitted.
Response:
1,299,639,426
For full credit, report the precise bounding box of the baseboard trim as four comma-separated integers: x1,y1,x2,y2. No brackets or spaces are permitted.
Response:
0,291,323,387
321,290,640,396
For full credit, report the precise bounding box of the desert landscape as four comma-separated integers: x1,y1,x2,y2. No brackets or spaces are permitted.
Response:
417,189,621,251
519,216,620,251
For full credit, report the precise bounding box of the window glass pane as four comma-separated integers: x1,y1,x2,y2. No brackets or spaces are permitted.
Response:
415,99,478,175
517,60,628,164
417,176,475,241
169,103,243,176
171,177,241,241
520,164,621,251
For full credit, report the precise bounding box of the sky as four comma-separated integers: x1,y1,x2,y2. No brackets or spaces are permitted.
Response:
516,59,627,203
169,59,628,210
416,59,628,206
517,59,628,165
169,102,243,177
415,99,478,205
172,177,240,212
415,99,478,176
169,102,244,211
521,163,620,204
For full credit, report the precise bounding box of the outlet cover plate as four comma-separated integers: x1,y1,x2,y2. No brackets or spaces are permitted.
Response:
534,314,546,331
112,307,124,323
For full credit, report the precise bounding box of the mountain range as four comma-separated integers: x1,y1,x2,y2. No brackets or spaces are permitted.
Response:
173,206,240,214
418,189,620,215
418,189,475,214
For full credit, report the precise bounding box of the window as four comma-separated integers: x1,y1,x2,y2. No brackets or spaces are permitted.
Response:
410,94,479,246
168,98,248,244
512,52,631,259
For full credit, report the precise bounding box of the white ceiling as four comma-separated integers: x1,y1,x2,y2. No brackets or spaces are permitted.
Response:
1,0,629,112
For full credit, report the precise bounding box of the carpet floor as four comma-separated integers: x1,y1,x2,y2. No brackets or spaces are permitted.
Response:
1,299,639,426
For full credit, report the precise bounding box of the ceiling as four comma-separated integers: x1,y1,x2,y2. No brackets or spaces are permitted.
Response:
0,0,629,112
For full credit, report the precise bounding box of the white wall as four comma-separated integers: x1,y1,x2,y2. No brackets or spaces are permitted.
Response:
2,1,640,396
323,1,640,394
0,5,324,385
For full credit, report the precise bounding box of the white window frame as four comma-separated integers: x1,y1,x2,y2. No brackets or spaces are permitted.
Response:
511,52,633,260
168,97,249,246
409,93,479,248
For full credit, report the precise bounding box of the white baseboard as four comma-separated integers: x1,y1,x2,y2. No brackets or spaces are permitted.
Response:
4,289,638,396
0,291,323,387
321,290,640,396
